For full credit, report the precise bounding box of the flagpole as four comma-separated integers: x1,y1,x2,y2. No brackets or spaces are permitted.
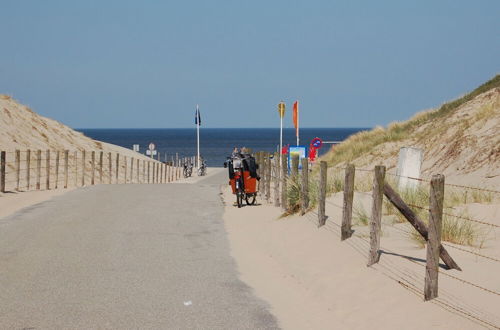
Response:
196,105,200,170
296,101,299,146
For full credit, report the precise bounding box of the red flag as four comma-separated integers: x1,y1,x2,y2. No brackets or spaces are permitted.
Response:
293,101,298,137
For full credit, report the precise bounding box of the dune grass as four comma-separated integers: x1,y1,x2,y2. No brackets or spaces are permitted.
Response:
322,74,500,167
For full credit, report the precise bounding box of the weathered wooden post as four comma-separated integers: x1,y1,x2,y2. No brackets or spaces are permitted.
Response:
291,154,299,178
0,151,5,193
45,150,50,190
147,161,150,183
266,154,271,202
318,161,327,227
115,153,119,184
124,156,127,183
142,160,146,183
64,150,68,189
136,159,140,183
74,151,78,187
300,157,309,215
108,152,112,184
130,157,134,183
99,151,103,184
341,164,355,240
368,165,385,266
274,152,280,207
55,151,60,189
281,155,288,211
91,151,95,185
152,161,156,183
81,150,86,186
260,153,267,198
15,150,20,191
36,150,41,190
425,174,444,301
27,149,31,190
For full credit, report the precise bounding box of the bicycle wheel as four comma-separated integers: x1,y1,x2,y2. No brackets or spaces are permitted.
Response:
236,179,243,208
183,167,188,178
245,194,256,205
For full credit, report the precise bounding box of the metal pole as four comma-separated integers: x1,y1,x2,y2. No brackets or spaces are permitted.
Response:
197,118,200,170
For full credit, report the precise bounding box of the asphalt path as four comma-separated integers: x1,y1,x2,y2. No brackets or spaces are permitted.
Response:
0,170,279,329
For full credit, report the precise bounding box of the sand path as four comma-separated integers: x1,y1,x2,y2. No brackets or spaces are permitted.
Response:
0,169,278,329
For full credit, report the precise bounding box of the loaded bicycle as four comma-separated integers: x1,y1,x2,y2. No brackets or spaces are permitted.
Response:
183,159,193,178
224,152,259,208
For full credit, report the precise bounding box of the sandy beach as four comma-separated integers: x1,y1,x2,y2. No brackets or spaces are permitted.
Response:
222,186,500,329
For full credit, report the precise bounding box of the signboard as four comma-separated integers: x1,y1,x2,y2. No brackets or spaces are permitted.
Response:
146,150,157,156
288,146,307,170
311,137,323,149
132,144,140,152
148,142,156,151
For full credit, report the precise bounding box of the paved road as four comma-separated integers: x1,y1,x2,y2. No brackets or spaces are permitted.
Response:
0,170,279,329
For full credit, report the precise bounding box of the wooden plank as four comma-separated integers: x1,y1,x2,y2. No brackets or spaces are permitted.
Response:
341,164,355,240
318,161,327,227
81,150,85,186
291,154,299,178
368,165,385,266
15,150,20,191
55,151,60,189
300,157,309,215
99,151,103,184
63,150,68,189
147,161,150,183
0,151,5,193
274,152,280,207
136,158,139,183
281,155,288,211
383,183,461,271
91,151,95,185
26,150,31,190
425,174,444,301
36,150,41,190
45,150,50,190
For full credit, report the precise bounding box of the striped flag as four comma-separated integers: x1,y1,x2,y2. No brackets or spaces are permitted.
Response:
293,101,299,137
195,105,201,126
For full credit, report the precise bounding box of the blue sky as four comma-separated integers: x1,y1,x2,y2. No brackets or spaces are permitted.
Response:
1,0,498,128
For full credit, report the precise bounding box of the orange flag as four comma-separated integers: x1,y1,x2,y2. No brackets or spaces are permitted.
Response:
293,101,299,136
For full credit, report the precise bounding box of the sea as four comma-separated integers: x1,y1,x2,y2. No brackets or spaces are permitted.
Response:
76,128,367,167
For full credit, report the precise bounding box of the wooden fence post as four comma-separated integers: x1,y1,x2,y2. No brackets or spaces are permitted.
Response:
130,157,134,183
115,153,119,184
0,151,5,193
341,164,355,240
91,151,95,185
64,150,68,188
26,150,31,190
266,154,271,202
81,150,86,186
15,150,20,191
45,150,50,190
147,161,150,183
274,152,280,207
260,153,266,198
36,150,41,190
142,160,145,183
136,159,139,183
425,174,445,301
300,157,309,215
108,152,112,184
318,161,327,227
291,154,299,178
55,151,60,189
124,156,127,184
99,151,103,184
281,155,288,211
368,165,385,266
74,151,78,187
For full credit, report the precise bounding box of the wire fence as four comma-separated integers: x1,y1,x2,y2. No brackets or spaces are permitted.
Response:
255,154,500,329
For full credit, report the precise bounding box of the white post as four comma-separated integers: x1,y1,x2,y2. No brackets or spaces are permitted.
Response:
197,121,200,170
